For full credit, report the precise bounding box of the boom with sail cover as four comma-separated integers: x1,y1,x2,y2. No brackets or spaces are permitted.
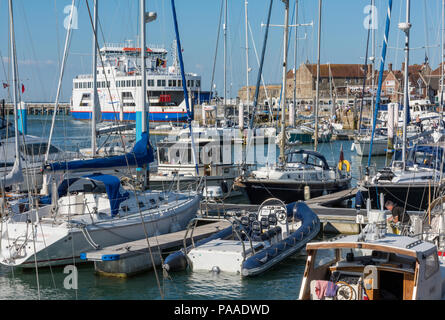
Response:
43,132,153,172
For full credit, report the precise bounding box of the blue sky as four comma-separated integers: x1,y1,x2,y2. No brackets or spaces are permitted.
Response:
0,0,443,102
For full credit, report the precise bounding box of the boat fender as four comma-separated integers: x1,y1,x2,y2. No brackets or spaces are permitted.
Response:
338,160,350,172
163,251,188,272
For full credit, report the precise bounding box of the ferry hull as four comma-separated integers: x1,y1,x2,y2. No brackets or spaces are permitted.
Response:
70,111,189,122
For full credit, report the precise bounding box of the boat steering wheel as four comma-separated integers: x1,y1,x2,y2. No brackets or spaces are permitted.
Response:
335,281,356,300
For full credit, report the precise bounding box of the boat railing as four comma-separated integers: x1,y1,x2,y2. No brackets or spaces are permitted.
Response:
358,165,377,182
181,216,255,260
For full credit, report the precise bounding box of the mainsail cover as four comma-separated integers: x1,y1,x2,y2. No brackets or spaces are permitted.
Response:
0,158,24,189
44,131,154,172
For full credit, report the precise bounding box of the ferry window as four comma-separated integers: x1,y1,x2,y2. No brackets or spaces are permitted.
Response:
131,80,136,87
425,252,439,279
122,92,133,99
157,79,166,87
196,80,201,87
178,80,182,87
137,80,141,87
107,81,110,88
168,80,173,87
148,79,154,87
126,80,131,87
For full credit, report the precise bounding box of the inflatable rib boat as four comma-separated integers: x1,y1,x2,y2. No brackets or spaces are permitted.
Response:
163,199,320,277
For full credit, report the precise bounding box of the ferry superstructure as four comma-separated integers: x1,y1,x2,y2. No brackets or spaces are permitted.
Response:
70,41,202,122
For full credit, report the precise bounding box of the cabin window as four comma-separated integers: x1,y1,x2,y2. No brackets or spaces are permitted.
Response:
137,80,142,87
21,143,59,156
148,79,154,87
131,80,136,87
178,80,182,87
314,249,336,268
126,80,131,87
425,252,439,280
157,79,166,87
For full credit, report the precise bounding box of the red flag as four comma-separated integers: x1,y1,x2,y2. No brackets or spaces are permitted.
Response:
21,84,25,94
339,144,344,163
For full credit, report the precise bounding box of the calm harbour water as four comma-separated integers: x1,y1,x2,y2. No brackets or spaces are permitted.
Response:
1,115,387,300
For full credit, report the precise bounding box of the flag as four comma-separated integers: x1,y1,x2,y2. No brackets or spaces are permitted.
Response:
156,58,166,68
2,83,8,89
21,84,25,94
339,144,344,163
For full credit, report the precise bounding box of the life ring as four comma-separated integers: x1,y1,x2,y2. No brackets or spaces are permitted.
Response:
338,160,350,172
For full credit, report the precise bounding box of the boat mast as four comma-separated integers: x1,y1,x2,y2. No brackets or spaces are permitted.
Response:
224,0,227,113
400,0,411,169
137,0,150,186
314,0,322,152
91,0,98,156
279,0,290,165
440,0,444,121
371,0,375,131
8,0,19,163
171,0,199,175
41,0,76,195
367,0,393,167
245,0,249,110
292,0,298,128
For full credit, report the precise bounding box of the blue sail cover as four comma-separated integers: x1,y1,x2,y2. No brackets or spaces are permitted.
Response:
84,174,129,216
44,132,154,172
40,174,129,216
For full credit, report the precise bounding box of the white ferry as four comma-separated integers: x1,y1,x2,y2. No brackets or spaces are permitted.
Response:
70,41,202,122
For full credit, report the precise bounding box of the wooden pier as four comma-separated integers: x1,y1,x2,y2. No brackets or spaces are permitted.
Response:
82,220,230,277
2,102,70,116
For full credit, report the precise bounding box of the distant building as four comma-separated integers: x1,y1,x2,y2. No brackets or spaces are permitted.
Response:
382,62,434,103
237,61,435,107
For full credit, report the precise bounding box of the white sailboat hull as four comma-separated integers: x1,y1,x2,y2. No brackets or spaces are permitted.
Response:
0,194,200,268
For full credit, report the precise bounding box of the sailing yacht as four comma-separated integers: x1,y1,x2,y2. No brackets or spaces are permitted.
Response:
358,144,444,211
0,171,200,268
238,0,351,205
358,0,443,212
0,0,202,269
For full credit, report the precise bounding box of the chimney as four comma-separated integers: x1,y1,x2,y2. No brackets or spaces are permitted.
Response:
388,63,393,72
